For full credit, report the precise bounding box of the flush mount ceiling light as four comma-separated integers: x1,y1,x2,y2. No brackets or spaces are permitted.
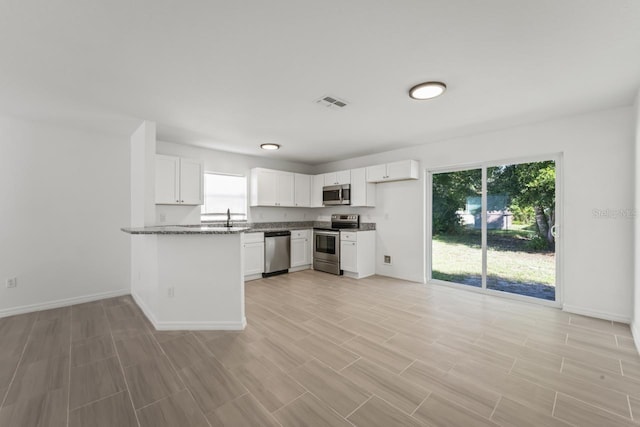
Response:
409,81,447,100
260,143,280,150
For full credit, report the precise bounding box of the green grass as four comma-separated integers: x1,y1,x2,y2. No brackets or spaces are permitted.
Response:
432,230,555,286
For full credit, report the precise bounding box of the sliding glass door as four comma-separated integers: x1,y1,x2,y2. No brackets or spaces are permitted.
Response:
429,157,559,303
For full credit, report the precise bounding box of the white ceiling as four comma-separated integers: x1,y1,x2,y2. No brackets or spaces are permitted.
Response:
1,1,639,165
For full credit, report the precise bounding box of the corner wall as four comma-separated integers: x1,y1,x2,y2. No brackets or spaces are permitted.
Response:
315,106,636,322
0,115,131,316
633,91,640,344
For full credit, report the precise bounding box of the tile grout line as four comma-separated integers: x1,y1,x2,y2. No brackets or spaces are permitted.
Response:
70,389,129,412
343,395,373,419
142,325,212,426
551,391,558,417
628,395,634,420
0,312,39,409
303,388,358,427
409,392,432,417
556,390,636,422
67,307,73,427
104,304,142,427
272,391,308,416
488,395,502,420
338,356,361,373
133,387,189,412
399,359,418,376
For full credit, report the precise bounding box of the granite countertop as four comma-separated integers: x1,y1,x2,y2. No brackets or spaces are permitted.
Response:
121,221,376,235
121,225,251,235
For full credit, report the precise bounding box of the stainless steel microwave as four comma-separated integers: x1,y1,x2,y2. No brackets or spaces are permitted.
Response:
322,184,351,206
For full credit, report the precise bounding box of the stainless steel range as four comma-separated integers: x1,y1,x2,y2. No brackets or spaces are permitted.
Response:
313,214,359,275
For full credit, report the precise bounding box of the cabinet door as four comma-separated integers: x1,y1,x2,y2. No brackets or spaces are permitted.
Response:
276,172,295,206
254,169,277,206
311,175,325,207
244,242,265,276
304,234,312,265
336,170,351,185
350,168,365,207
366,164,387,183
179,158,204,205
155,155,180,204
340,241,358,272
290,238,307,267
386,160,418,181
294,174,311,207
324,172,338,186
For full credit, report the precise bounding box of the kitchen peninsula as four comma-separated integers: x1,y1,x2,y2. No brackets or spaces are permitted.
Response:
122,226,250,331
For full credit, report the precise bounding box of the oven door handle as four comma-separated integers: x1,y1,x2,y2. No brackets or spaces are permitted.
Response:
314,231,339,236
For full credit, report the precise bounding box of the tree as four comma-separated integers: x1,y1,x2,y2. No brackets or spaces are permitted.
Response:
432,169,481,234
488,161,556,249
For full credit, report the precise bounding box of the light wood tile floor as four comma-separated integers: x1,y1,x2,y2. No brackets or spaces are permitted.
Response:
1,270,639,426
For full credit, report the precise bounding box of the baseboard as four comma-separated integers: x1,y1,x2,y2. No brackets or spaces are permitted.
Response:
131,291,158,326
0,288,130,319
244,274,263,282
153,318,247,331
562,304,631,324
131,291,246,331
343,271,374,280
289,265,311,273
631,321,640,356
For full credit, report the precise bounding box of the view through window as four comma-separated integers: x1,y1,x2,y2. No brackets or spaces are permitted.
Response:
430,159,557,302
201,173,247,220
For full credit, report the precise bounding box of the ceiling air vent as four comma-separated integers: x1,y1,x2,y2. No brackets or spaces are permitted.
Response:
315,95,349,109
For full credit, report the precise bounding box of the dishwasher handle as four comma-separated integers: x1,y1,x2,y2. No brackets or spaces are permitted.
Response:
264,230,291,238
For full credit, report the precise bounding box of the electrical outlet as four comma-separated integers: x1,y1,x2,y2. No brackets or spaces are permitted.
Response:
384,255,392,265
168,287,174,298
159,213,167,223
6,277,17,288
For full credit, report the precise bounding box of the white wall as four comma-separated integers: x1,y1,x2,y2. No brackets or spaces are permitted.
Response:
633,92,640,342
315,106,636,322
0,115,131,316
155,141,316,224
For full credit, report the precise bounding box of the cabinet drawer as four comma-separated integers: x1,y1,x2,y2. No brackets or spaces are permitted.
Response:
341,231,357,242
291,229,310,240
243,232,264,244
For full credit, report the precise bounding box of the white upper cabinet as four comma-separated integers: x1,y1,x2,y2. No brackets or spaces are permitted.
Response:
310,174,324,208
179,158,205,205
252,168,278,206
277,171,295,207
324,170,351,186
250,168,294,207
155,155,203,205
350,167,376,207
155,155,179,204
366,160,419,183
365,164,387,183
293,173,311,207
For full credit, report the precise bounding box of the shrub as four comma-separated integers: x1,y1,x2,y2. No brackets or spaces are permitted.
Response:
526,234,549,251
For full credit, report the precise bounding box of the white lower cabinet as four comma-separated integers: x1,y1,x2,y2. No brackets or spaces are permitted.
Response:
243,232,264,280
290,229,312,270
340,230,375,279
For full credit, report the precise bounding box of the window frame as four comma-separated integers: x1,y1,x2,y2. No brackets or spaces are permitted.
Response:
200,171,248,222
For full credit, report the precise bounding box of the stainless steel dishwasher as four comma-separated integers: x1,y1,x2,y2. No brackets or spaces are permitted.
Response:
263,230,291,277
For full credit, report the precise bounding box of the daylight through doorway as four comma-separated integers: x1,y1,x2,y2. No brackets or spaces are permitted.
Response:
430,159,557,302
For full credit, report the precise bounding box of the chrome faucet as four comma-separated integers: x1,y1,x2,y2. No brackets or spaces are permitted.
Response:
225,208,231,228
